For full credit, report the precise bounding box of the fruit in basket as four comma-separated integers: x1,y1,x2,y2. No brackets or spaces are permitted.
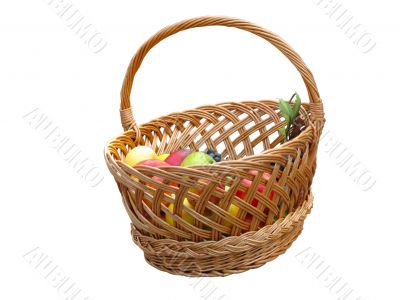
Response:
137,159,170,168
132,158,170,183
142,160,172,182
165,149,192,166
222,204,256,228
136,159,172,207
157,153,170,161
165,198,194,225
181,151,215,167
187,180,225,207
206,149,222,162
236,171,274,206
124,146,157,166
222,203,240,227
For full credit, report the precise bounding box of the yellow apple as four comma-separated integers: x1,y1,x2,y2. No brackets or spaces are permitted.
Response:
124,146,156,166
165,198,194,226
222,203,240,227
157,153,170,161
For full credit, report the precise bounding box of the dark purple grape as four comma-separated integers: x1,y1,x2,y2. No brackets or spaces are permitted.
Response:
206,149,215,156
214,153,222,162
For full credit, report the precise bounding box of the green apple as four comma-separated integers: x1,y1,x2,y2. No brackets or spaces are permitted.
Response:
124,146,156,166
181,151,215,167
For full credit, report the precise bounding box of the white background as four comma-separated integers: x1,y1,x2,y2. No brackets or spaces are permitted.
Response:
1,0,398,299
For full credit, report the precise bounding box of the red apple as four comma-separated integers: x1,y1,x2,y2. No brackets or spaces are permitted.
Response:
137,159,170,182
136,159,171,208
136,159,170,168
165,149,192,166
187,180,224,207
236,171,274,207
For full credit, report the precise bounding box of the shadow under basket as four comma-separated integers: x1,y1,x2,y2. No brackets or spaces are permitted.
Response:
105,16,325,277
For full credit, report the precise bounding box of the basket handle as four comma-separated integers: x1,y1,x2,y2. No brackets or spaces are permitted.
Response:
120,16,324,132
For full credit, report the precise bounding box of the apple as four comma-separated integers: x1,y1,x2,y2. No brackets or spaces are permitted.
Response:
165,149,192,166
124,146,156,166
165,198,194,226
133,159,170,183
135,159,172,208
137,160,177,195
186,179,224,207
157,153,170,161
136,159,170,168
236,171,274,206
222,203,240,227
181,151,215,167
222,204,255,229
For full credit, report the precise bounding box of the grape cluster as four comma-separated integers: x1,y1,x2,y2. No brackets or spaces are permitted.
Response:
206,149,222,162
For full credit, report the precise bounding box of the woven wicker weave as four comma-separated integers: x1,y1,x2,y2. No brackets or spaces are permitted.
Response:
105,16,325,276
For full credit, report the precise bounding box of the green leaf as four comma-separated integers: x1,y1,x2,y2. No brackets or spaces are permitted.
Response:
278,94,303,143
278,99,293,124
279,126,289,142
292,93,301,118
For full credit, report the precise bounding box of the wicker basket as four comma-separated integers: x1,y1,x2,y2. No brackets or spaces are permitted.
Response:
105,16,325,276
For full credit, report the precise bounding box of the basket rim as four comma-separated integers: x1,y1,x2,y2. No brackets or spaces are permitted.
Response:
105,99,315,170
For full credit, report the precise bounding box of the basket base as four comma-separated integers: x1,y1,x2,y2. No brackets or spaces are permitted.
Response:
131,193,313,277
144,225,304,277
